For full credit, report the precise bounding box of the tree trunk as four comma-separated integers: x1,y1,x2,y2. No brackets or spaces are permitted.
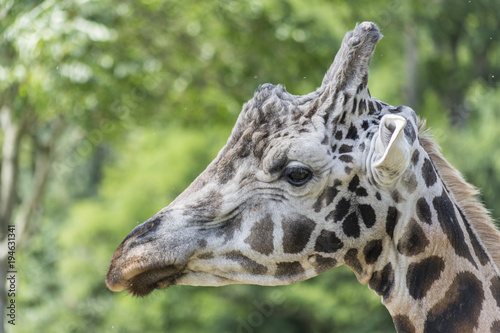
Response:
0,106,25,333
0,106,63,332
404,23,418,110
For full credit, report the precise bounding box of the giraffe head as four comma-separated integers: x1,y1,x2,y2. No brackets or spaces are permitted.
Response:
106,22,421,296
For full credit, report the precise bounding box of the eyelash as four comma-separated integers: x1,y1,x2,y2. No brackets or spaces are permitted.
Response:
283,164,313,186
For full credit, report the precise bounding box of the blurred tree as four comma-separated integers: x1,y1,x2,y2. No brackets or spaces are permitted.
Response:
0,0,177,330
414,0,500,125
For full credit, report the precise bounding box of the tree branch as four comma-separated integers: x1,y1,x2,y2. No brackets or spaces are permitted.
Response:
0,105,26,240
16,116,65,246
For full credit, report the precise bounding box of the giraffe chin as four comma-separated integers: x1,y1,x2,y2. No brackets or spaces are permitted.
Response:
123,265,185,297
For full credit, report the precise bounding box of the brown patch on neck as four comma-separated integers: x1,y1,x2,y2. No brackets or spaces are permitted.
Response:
424,271,484,332
393,314,416,333
418,120,500,272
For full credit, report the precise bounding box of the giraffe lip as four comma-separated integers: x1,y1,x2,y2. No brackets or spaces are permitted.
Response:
107,264,185,297
125,265,185,297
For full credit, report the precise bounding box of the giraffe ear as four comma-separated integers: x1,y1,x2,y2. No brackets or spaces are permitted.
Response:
371,114,411,186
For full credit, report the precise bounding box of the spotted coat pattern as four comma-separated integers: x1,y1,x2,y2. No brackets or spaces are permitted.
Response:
106,22,500,332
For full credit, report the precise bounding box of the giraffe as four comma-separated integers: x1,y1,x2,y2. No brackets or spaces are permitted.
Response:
106,22,500,332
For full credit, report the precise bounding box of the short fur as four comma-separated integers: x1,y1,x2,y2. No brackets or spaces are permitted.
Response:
418,120,500,272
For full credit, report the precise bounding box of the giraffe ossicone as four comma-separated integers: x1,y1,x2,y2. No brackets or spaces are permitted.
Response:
106,22,500,332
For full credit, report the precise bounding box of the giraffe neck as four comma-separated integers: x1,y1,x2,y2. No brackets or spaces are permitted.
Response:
350,175,500,333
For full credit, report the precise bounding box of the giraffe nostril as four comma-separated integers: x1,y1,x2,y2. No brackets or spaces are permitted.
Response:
119,216,161,247
141,220,156,234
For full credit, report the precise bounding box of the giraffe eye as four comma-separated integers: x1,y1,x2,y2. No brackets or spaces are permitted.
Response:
283,163,313,186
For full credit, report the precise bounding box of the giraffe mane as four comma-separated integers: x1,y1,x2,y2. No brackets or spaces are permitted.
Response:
418,119,500,272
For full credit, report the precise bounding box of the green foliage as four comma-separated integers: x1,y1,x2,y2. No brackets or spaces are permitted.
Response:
439,80,500,223
3,0,499,332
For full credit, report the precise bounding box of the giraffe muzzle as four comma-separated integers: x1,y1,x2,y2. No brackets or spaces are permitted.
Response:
106,213,193,296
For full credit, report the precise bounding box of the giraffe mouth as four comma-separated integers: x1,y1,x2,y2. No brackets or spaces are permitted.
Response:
107,264,185,297
126,265,185,297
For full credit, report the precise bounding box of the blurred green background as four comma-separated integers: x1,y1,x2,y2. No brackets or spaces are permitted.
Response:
1,0,499,332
